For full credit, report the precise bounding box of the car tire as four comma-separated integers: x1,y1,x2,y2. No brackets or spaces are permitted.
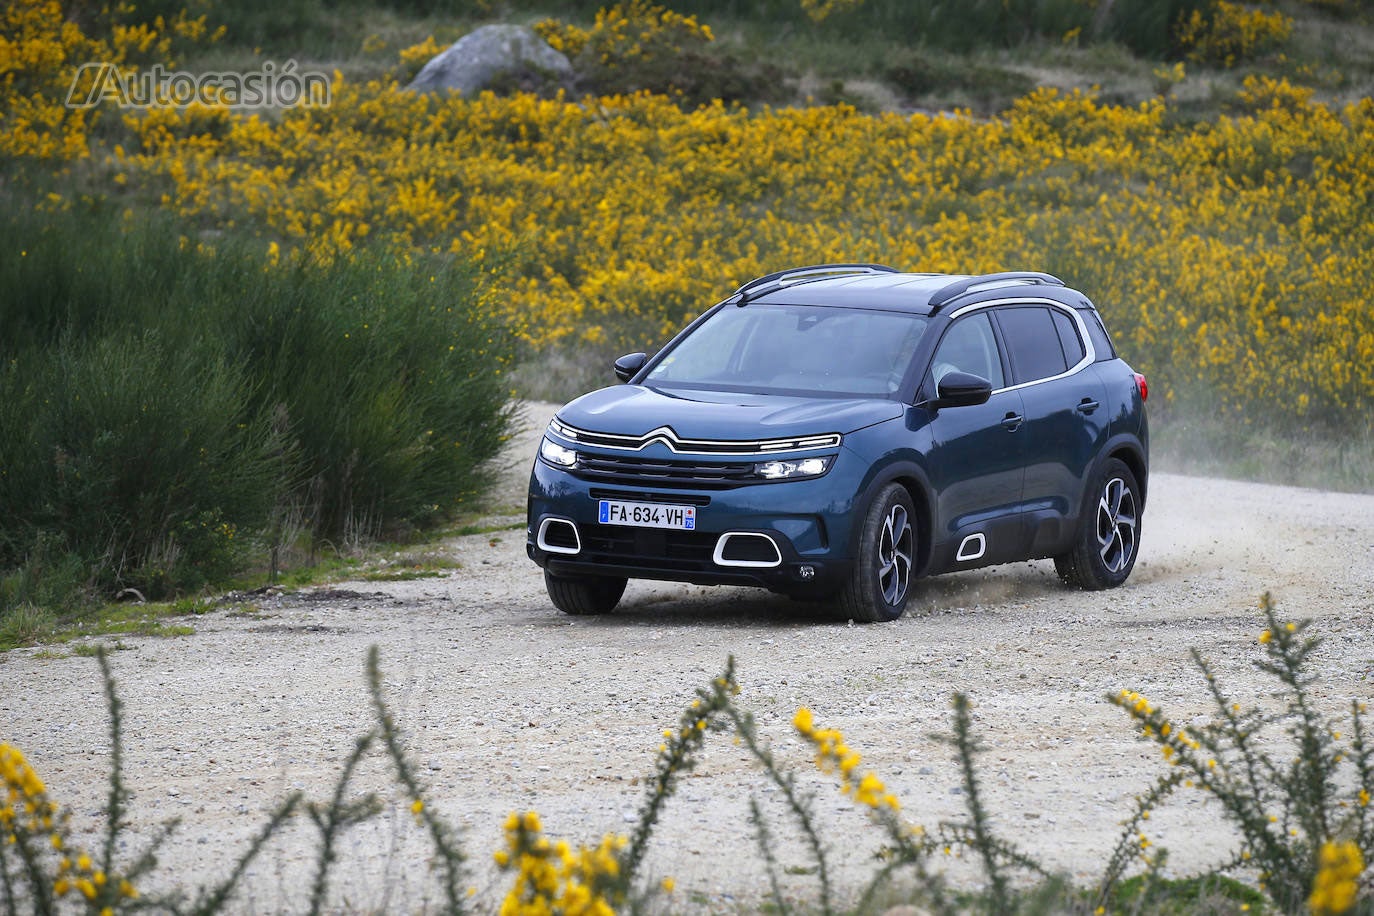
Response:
838,483,916,622
1054,457,1142,591
544,571,627,615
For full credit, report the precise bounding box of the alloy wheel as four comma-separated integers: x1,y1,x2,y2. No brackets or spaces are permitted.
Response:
1095,477,1137,574
878,503,913,606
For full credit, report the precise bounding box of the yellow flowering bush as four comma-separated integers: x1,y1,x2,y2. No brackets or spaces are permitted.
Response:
800,0,867,24
581,0,714,64
4,0,1373,431
794,706,900,812
397,34,444,82
1109,595,1374,913
96,80,1374,424
4,626,1371,913
1310,840,1365,916
1176,0,1294,67
494,810,629,916
1,0,104,159
0,0,215,159
536,1,722,102
1,742,139,912
532,18,593,59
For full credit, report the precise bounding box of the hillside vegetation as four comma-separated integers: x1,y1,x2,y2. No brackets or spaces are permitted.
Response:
2,0,1373,621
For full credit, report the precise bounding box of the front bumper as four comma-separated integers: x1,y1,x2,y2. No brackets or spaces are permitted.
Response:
526,457,857,592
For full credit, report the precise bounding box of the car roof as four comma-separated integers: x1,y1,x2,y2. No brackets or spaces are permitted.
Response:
743,270,1093,314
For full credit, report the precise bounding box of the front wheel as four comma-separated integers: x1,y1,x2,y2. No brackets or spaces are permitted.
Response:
1054,457,1142,590
838,483,916,622
544,571,627,615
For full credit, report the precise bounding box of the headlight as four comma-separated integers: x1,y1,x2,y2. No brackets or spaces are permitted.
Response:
539,436,578,468
753,455,834,480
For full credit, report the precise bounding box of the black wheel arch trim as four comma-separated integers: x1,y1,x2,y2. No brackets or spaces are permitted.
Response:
1095,434,1149,510
847,458,938,580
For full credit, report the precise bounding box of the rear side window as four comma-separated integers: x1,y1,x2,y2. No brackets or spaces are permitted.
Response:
996,307,1067,384
1052,309,1086,366
1079,308,1117,362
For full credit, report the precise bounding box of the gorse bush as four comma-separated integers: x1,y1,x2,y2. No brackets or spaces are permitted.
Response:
532,1,783,106
8,0,1356,426
0,200,515,612
100,78,1374,429
515,0,1211,55
1108,594,1373,913
1176,1,1295,67
7,0,1374,440
3,600,1369,913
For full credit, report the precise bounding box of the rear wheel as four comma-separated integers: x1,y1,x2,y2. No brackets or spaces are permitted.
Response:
838,483,916,622
544,571,627,615
1054,457,1141,590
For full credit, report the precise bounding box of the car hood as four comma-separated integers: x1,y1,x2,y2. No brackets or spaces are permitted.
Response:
555,385,902,441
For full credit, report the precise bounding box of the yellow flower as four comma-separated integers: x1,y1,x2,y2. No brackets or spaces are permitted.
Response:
1309,840,1363,916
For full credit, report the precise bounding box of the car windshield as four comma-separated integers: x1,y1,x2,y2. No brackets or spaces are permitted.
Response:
644,303,928,397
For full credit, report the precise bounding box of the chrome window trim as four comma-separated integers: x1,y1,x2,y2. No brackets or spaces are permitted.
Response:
944,297,1097,394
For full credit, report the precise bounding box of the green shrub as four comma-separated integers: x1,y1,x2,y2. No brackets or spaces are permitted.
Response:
0,198,514,617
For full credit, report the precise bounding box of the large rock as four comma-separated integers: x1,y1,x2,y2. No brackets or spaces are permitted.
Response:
406,24,573,95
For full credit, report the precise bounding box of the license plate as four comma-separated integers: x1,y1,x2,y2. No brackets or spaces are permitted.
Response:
597,499,696,530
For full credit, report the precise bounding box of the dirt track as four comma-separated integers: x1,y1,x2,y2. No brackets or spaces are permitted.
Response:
5,402,1373,911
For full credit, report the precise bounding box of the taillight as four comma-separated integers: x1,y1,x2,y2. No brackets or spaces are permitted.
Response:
1134,372,1148,402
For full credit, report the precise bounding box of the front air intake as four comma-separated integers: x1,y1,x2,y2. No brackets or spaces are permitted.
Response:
537,518,581,555
712,532,783,568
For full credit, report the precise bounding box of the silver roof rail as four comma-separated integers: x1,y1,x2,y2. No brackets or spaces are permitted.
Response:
928,271,1065,312
730,263,897,305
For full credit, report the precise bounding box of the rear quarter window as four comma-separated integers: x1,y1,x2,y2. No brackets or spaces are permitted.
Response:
1052,309,1086,367
1079,308,1117,362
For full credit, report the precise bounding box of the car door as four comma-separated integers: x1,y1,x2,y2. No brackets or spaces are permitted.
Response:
992,304,1110,557
922,309,1028,568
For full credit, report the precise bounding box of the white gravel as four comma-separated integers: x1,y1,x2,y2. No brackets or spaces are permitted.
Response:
4,402,1373,912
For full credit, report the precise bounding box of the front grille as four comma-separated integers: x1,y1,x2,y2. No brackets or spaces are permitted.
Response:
551,418,841,455
581,526,719,571
578,454,756,489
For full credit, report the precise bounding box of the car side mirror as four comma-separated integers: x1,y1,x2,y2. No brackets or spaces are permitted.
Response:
933,371,992,408
613,352,647,383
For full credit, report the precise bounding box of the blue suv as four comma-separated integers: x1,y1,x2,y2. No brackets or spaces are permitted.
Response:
527,265,1149,621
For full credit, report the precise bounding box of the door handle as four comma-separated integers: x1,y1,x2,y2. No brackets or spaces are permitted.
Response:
1001,412,1024,432
1076,398,1100,414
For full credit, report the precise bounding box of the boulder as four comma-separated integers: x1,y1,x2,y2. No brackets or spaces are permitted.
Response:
406,24,573,95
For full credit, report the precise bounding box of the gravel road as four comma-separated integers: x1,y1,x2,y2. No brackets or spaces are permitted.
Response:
5,402,1373,912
